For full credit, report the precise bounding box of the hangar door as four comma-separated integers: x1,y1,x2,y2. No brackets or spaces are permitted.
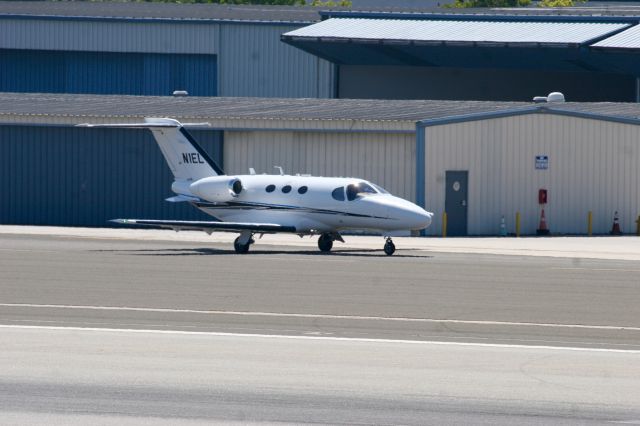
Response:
0,49,217,96
445,171,468,236
338,65,636,102
0,125,223,227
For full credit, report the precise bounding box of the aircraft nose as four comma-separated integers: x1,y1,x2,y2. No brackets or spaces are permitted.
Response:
403,202,433,230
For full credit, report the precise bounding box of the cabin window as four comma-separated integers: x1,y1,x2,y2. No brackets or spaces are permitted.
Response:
265,184,275,193
347,182,377,201
298,186,308,194
331,187,345,201
282,185,292,194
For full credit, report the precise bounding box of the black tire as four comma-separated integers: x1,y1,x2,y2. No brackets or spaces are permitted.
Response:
318,234,333,252
234,236,250,254
384,241,395,256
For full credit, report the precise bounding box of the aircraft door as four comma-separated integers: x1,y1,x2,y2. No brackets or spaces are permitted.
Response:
445,171,468,236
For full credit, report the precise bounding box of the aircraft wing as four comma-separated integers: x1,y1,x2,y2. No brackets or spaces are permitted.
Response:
110,219,297,233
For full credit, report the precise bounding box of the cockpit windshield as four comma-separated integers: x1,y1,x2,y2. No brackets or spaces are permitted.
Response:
346,182,378,201
371,183,389,194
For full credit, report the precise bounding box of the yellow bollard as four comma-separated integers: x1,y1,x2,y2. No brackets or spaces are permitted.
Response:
588,211,593,237
442,212,448,238
515,212,521,237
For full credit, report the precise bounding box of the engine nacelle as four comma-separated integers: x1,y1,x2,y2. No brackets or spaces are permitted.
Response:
189,176,243,202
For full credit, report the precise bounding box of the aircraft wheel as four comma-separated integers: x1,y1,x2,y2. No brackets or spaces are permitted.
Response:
234,236,251,254
384,238,395,256
318,234,333,252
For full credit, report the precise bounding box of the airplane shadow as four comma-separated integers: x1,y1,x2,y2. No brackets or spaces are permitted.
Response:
92,247,431,259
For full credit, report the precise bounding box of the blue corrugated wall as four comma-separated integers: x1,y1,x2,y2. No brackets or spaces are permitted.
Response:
0,125,223,226
0,49,217,96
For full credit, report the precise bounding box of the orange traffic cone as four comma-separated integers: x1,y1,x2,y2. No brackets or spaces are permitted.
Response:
536,208,550,236
610,211,622,235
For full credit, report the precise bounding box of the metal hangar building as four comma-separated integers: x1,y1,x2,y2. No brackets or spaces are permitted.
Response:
283,9,640,102
1,93,638,236
3,2,640,102
0,2,334,98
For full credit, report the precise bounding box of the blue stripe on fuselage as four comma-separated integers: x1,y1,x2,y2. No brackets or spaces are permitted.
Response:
191,200,391,220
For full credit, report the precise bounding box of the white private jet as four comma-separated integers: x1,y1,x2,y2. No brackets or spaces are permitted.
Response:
79,118,432,255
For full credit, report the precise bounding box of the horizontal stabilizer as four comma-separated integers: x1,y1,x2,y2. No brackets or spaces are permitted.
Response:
110,219,296,234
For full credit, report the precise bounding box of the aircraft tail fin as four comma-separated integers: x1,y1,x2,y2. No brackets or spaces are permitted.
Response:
77,117,223,181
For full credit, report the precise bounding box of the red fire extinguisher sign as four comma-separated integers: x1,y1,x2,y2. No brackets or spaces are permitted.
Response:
538,189,548,205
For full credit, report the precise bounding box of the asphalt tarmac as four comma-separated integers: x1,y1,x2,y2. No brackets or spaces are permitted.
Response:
1,232,639,348
1,230,639,424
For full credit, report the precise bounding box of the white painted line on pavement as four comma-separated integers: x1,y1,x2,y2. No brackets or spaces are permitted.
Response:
552,267,640,273
1,303,639,332
1,324,639,353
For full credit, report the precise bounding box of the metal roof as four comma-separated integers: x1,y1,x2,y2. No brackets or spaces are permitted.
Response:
0,1,322,24
283,17,629,46
3,1,640,25
0,93,526,122
592,24,640,49
2,93,640,125
321,8,640,20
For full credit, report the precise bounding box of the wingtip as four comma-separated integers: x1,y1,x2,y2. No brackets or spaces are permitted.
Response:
109,219,132,224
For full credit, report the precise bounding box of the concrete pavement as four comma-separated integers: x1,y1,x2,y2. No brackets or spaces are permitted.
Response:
1,326,639,425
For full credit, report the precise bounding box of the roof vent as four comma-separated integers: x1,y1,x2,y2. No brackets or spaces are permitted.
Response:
532,92,565,103
546,92,565,103
172,90,189,97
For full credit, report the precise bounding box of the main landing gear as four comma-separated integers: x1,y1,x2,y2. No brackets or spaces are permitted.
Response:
317,233,344,253
233,231,255,254
383,237,396,256
317,233,334,252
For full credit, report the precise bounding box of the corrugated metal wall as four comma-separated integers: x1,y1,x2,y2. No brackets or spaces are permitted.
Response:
0,49,217,96
0,18,334,98
224,130,415,201
423,114,640,235
0,19,219,54
0,125,223,226
218,24,334,98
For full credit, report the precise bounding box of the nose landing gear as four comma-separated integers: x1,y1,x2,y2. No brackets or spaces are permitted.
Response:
383,237,396,256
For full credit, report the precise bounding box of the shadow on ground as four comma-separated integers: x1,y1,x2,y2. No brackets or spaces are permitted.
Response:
91,247,431,259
